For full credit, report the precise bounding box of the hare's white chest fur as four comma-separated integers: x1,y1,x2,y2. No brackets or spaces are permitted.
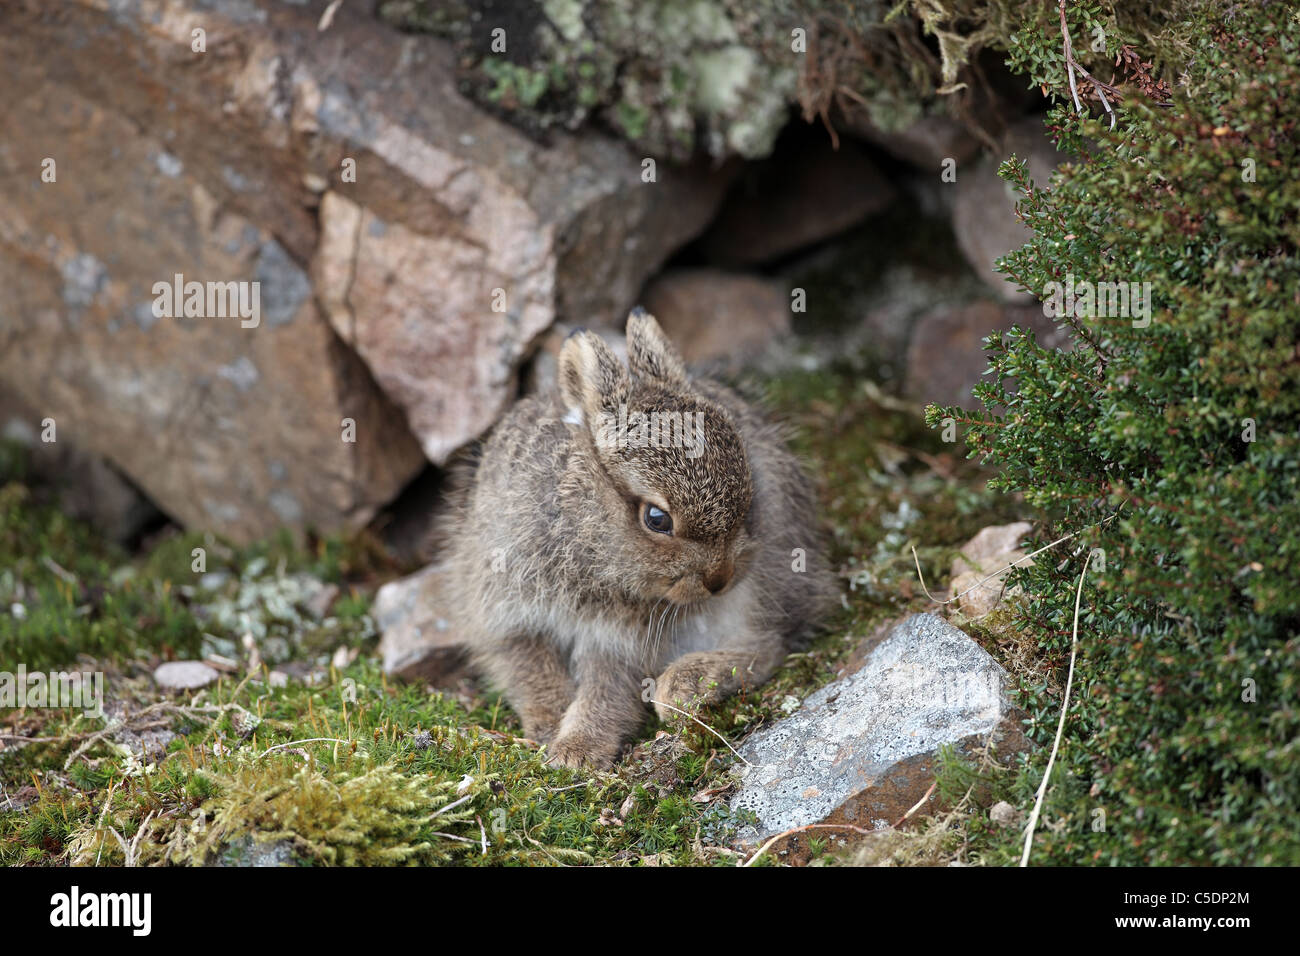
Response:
501,574,760,672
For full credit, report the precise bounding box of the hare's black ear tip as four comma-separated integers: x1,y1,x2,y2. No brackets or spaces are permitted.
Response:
563,326,589,341
628,305,648,319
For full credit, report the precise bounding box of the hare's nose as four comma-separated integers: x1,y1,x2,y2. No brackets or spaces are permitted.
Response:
703,567,732,594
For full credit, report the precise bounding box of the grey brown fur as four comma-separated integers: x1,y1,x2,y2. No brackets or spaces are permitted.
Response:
440,311,836,768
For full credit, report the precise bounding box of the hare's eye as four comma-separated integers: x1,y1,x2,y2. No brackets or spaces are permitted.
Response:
643,504,673,535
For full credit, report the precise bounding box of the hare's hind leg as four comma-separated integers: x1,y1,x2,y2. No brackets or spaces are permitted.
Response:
475,635,575,744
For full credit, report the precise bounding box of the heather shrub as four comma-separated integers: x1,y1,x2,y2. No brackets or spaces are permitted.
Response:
927,1,1300,863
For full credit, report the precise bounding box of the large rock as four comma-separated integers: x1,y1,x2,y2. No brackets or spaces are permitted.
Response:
0,0,729,539
379,0,800,162
951,116,1069,302
730,613,1026,862
0,66,421,541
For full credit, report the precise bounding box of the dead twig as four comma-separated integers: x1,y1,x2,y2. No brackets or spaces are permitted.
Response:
42,556,78,585
1059,0,1118,129
1020,556,1090,866
893,780,938,828
652,699,752,767
430,793,474,818
257,737,351,759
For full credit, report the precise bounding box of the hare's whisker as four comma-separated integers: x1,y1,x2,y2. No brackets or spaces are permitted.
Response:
651,602,666,665
654,600,673,668
645,597,667,665
667,604,682,654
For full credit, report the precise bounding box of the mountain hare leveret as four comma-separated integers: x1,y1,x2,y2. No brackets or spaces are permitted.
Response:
443,309,836,768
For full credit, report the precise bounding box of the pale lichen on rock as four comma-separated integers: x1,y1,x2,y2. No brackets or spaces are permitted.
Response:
379,0,803,160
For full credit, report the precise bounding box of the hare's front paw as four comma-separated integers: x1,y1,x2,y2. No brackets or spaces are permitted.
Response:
652,659,721,724
545,733,617,771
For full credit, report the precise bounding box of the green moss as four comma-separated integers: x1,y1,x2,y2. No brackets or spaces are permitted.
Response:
2,657,761,866
481,58,553,109
0,480,204,673
614,101,650,140
154,758,467,866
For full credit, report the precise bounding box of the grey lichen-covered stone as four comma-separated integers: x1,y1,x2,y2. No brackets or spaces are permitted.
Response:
374,564,469,685
731,613,1023,845
989,800,1023,829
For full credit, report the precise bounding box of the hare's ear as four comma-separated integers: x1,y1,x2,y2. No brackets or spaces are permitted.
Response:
626,308,687,387
558,329,630,427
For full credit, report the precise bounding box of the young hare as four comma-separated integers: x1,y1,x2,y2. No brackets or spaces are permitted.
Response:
443,309,835,768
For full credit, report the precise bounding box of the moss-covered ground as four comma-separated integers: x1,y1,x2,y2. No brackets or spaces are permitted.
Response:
0,354,1038,867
